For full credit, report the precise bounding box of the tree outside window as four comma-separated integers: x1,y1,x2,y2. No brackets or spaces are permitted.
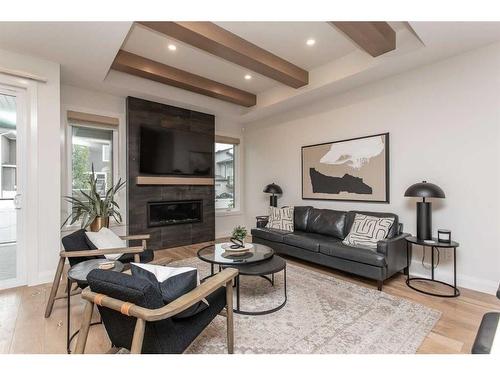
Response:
71,125,113,199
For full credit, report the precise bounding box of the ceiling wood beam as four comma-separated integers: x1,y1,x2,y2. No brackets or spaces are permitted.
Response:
329,22,396,57
137,21,309,88
111,50,256,107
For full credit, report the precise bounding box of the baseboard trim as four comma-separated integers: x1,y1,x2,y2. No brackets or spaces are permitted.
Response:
215,232,232,240
30,270,55,287
408,260,498,295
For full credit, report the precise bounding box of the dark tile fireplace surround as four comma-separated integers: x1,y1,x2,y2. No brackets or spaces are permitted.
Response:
127,97,215,250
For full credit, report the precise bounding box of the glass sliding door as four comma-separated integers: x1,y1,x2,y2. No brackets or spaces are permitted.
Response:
0,89,25,288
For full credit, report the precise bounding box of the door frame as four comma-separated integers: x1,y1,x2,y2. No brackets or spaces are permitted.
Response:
0,73,38,289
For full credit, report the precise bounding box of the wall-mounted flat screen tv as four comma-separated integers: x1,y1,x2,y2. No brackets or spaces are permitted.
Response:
139,126,213,176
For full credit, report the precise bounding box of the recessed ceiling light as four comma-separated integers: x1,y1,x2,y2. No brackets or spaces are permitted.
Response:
244,74,252,80
168,44,177,51
306,38,316,46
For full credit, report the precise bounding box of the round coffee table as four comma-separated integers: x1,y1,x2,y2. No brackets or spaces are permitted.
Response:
66,259,123,353
197,243,287,315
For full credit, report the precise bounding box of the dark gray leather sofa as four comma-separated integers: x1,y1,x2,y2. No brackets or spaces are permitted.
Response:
251,206,409,290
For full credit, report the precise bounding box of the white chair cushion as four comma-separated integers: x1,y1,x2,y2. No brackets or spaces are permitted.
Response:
85,227,125,260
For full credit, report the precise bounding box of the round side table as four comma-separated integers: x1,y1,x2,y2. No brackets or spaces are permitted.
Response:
405,236,460,298
66,259,123,353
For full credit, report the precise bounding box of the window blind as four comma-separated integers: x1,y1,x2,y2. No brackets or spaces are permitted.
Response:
67,110,119,128
215,135,240,145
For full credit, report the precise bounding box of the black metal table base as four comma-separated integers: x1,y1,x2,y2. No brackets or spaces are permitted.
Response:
203,261,287,316
233,267,287,316
66,278,102,354
406,240,460,298
66,259,123,354
406,277,460,298
68,321,102,354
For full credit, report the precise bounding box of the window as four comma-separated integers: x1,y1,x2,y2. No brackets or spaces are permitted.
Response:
70,125,114,199
215,142,235,210
64,110,120,228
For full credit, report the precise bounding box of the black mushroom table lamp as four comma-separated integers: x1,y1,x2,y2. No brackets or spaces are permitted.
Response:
263,183,283,207
404,181,445,240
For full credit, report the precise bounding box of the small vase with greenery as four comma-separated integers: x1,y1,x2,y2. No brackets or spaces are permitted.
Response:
231,225,248,243
62,164,126,231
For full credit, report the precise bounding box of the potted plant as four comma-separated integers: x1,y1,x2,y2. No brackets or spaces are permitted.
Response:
231,225,248,243
62,165,126,231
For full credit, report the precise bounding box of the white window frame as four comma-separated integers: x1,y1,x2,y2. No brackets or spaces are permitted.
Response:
215,140,241,215
64,115,120,229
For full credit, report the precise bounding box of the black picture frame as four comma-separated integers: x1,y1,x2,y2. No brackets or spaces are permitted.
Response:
301,132,390,203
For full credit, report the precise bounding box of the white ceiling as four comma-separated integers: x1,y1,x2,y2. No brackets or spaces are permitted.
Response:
123,23,280,93
0,21,499,122
122,22,370,94
0,22,131,86
215,22,357,70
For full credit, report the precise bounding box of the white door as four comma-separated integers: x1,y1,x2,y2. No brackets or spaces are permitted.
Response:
0,85,27,289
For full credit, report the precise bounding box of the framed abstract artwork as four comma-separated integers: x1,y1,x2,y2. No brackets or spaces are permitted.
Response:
302,133,389,203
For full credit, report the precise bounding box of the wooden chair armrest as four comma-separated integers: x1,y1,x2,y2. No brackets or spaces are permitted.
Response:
119,234,151,241
60,246,144,258
81,268,239,321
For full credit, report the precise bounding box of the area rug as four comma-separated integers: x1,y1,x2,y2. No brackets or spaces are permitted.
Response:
173,257,441,354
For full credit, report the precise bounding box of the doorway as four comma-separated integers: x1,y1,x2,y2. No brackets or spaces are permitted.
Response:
0,85,27,289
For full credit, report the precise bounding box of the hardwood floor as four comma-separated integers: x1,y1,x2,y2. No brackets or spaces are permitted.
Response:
0,239,498,354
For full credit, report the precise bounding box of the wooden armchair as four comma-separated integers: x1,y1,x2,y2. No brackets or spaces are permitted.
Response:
75,268,238,354
44,229,153,318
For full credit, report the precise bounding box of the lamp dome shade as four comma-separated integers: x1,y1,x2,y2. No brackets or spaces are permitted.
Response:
263,183,283,195
404,181,445,198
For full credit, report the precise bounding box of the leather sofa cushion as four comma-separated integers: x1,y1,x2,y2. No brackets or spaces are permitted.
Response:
251,228,292,242
319,241,386,267
346,211,399,238
293,206,313,232
306,208,347,239
283,231,337,252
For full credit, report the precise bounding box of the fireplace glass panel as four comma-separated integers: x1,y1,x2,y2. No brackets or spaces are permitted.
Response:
148,200,202,227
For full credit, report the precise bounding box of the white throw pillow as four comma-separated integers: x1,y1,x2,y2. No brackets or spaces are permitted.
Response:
266,206,294,232
342,214,395,250
131,263,201,284
85,227,125,260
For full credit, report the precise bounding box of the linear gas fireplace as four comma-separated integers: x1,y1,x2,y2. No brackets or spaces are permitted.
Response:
147,200,203,228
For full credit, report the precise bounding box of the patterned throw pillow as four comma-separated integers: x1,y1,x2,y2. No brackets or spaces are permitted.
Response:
266,206,294,232
342,214,395,250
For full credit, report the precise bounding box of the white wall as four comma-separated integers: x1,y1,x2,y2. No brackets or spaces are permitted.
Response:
243,43,500,294
0,48,61,285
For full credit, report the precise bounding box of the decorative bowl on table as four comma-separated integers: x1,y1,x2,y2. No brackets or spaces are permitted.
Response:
221,242,254,253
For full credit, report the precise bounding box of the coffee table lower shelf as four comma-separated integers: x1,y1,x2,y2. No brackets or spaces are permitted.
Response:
230,263,287,316
211,256,287,316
